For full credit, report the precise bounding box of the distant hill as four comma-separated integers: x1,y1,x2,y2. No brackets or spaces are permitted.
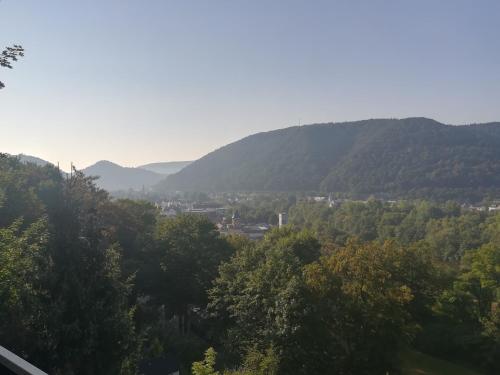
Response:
138,161,191,175
82,160,164,192
159,118,500,201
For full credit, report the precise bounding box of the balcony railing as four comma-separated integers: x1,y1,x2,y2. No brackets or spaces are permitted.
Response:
0,346,47,375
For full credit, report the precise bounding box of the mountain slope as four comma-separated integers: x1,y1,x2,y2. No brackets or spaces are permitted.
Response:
159,121,361,191
138,161,192,175
15,154,52,167
159,118,500,201
320,118,500,198
83,160,164,192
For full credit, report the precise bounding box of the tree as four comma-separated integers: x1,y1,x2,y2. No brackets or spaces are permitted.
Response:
0,153,63,227
1,44,24,89
0,160,139,374
153,214,232,333
424,213,485,261
37,170,138,374
302,240,421,374
210,232,437,374
101,198,158,280
192,346,279,375
0,219,51,363
209,228,320,374
225,346,279,375
432,242,500,372
192,347,220,375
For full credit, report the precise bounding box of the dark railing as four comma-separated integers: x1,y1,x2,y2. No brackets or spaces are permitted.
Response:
0,346,47,375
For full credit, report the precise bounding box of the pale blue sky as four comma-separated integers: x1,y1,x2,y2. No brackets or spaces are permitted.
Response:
1,0,499,169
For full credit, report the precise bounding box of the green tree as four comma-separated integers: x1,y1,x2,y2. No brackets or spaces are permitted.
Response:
153,214,232,333
303,240,422,374
38,171,138,374
209,228,320,374
226,346,279,375
0,154,63,227
192,347,220,375
433,242,500,372
424,212,485,261
0,219,50,363
0,161,139,374
193,346,279,375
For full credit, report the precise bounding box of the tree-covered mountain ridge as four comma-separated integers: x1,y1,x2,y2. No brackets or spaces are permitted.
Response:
160,117,500,201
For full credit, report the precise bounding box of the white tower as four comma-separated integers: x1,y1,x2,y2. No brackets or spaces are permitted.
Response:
278,212,288,228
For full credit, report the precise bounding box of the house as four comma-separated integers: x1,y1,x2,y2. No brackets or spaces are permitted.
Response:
219,222,270,240
163,208,177,217
313,196,327,202
469,205,486,212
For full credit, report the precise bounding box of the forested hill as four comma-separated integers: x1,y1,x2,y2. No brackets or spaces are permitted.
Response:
83,160,164,191
159,118,500,201
138,161,192,175
82,160,191,192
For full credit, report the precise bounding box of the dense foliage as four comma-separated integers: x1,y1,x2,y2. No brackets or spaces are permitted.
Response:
0,154,499,374
159,118,500,202
288,199,500,372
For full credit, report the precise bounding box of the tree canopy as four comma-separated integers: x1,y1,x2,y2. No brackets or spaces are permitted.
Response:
0,154,498,374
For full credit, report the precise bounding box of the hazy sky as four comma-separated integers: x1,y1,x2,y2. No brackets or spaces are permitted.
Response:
1,0,499,169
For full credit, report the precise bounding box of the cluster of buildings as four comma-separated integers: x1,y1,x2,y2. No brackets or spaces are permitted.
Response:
306,196,500,213
217,211,271,240
301,194,364,208
468,204,500,212
156,199,289,240
216,211,288,240
156,200,226,221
